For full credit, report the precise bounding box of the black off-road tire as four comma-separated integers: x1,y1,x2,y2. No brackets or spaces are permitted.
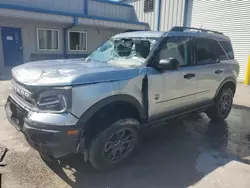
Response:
89,118,140,171
206,88,233,121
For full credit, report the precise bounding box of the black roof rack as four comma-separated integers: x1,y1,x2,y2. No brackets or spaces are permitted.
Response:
169,26,224,35
123,29,149,32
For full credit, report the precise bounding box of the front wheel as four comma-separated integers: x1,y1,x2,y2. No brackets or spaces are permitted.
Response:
89,118,140,171
206,88,233,121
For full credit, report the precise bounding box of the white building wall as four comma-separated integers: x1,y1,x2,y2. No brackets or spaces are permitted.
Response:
187,0,250,80
130,0,159,31
129,0,185,31
88,0,132,21
160,0,185,31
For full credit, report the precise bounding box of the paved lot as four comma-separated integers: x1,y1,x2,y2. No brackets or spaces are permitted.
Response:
0,80,250,188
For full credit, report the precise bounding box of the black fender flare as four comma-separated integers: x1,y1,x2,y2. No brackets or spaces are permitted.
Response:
214,77,236,99
76,94,145,130
76,94,145,156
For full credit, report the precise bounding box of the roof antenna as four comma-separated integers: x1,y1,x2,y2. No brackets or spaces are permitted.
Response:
198,25,203,33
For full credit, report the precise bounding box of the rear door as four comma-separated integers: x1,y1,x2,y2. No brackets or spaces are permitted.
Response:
192,37,228,105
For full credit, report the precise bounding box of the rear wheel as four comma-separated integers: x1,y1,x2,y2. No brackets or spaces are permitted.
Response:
89,118,140,171
206,88,233,121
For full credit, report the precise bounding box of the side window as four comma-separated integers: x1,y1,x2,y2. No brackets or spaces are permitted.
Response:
37,28,59,50
195,38,227,65
68,31,87,51
210,40,228,60
219,41,234,59
158,36,191,66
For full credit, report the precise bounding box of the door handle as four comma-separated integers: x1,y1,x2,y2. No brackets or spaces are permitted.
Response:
215,69,223,74
184,73,195,79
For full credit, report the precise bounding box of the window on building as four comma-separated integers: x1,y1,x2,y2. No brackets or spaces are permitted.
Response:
195,38,227,65
37,28,59,50
144,0,154,13
219,41,234,59
69,31,87,51
158,36,191,66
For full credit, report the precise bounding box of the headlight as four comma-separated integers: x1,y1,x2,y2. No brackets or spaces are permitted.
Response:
36,87,72,113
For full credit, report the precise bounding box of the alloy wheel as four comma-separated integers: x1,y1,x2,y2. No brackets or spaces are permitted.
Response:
103,128,136,163
219,92,232,115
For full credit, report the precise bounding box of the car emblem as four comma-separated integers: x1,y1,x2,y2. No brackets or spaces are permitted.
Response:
13,85,31,98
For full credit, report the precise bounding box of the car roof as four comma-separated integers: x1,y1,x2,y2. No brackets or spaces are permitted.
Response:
168,31,230,41
113,30,230,42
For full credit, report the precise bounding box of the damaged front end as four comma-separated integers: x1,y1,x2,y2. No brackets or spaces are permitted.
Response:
5,79,81,159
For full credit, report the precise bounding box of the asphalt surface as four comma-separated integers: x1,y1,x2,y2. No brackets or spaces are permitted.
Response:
0,80,250,188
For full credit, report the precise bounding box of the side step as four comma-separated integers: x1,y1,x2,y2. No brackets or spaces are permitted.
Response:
144,103,213,128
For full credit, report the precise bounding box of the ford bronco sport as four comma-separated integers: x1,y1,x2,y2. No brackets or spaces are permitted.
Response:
5,27,239,170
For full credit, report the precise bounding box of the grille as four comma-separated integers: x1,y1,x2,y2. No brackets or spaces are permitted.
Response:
12,80,36,106
10,98,28,118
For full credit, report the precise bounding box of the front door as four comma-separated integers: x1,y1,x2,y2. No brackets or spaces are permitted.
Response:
147,36,198,121
1,27,23,66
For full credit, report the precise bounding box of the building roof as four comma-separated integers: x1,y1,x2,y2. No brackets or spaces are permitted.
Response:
0,3,149,30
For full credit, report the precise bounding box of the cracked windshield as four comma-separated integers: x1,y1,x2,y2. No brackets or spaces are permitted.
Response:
88,37,158,67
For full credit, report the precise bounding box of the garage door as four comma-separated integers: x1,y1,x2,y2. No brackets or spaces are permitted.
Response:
188,0,250,80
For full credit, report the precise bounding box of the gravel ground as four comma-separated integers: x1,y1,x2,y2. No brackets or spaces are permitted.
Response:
0,81,250,188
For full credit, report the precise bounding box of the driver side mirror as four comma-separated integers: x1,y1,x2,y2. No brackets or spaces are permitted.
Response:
157,58,180,70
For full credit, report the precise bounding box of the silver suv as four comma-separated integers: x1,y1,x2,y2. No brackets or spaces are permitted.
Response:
5,27,239,170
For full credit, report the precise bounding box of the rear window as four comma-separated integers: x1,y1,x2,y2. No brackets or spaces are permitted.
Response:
195,38,227,65
219,41,234,59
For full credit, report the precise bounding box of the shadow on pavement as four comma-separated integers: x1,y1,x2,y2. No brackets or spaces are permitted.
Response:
0,69,12,81
233,104,250,111
44,115,238,188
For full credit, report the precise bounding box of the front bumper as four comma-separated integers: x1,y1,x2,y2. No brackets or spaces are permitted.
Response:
5,95,80,158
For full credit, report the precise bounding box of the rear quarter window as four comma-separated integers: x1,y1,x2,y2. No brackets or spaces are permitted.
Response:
219,41,234,59
195,38,228,65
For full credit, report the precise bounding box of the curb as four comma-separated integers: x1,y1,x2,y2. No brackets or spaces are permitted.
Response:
241,156,250,165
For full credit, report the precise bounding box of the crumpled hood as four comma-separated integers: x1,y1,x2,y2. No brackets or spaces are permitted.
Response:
12,59,141,86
